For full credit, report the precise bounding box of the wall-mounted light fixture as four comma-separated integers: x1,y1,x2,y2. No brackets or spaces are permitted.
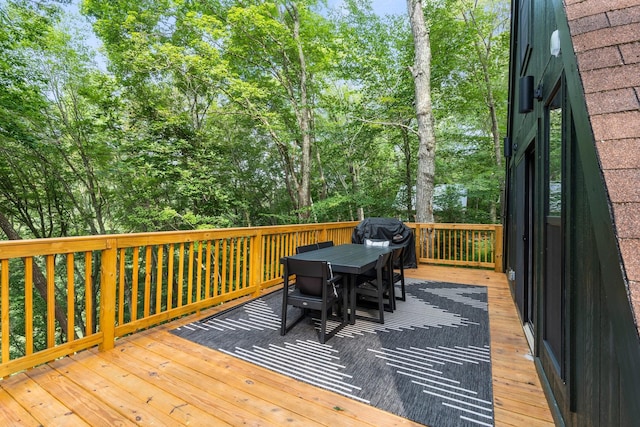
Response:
550,30,561,57
504,137,512,158
519,76,534,113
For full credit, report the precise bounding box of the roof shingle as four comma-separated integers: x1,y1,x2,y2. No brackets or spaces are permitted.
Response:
566,0,640,325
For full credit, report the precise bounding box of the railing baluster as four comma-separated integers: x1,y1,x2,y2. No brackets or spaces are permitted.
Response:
228,238,235,293
196,242,203,303
25,258,33,356
177,243,184,308
235,238,242,290
132,247,139,321
275,235,282,279
221,240,228,295
205,241,211,299
156,244,164,314
46,254,55,348
187,242,195,304
144,246,152,318
213,240,220,298
85,252,93,335
118,248,126,325
67,253,75,342
167,244,175,310
251,233,261,297
1,259,9,364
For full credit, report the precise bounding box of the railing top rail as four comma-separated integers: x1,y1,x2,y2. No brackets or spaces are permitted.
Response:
0,221,502,259
408,223,501,231
0,222,360,259
0,238,111,259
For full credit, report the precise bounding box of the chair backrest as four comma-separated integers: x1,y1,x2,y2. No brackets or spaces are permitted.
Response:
392,246,404,269
296,243,319,254
375,251,392,272
285,258,329,296
317,241,334,249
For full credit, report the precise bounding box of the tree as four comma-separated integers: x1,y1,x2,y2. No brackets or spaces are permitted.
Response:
407,0,436,223
83,0,239,229
458,0,509,222
426,0,509,223
0,0,75,343
223,0,337,220
327,1,416,221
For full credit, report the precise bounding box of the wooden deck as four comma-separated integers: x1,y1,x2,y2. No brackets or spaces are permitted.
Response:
0,265,553,426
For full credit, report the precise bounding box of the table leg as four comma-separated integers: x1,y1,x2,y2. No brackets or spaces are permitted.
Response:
349,273,357,324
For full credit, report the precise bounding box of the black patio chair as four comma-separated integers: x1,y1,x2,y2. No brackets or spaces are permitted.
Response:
317,241,334,249
391,246,406,302
355,251,393,324
296,243,319,254
281,258,347,343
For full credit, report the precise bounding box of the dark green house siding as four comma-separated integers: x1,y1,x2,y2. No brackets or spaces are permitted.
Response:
504,1,640,425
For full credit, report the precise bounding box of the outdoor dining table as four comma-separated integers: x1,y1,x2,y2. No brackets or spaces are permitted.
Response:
283,243,395,324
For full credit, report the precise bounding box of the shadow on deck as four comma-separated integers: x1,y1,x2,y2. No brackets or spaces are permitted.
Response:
0,265,553,426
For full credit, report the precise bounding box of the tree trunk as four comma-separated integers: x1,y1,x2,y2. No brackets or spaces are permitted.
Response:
288,3,313,219
407,0,436,223
400,124,414,219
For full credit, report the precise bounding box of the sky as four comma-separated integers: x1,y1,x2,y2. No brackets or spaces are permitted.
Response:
62,0,407,69
327,0,407,16
367,0,407,16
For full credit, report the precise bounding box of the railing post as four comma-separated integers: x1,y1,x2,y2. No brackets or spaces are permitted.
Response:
250,231,263,297
320,226,328,243
99,239,117,351
494,225,504,272
414,224,421,264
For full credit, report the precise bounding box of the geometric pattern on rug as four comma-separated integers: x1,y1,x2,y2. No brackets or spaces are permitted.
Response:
172,279,494,427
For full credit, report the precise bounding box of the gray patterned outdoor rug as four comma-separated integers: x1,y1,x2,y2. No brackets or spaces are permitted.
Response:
171,279,494,427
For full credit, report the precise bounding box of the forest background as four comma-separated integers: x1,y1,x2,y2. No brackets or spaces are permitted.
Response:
0,0,510,242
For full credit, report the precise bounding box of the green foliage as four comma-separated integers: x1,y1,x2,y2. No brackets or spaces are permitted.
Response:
434,185,466,223
0,0,511,359
1,0,510,238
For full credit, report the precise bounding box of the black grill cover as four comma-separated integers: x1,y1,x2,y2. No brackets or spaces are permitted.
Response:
351,218,417,268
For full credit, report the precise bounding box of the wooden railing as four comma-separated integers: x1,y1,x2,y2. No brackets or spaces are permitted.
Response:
411,223,503,271
0,221,501,377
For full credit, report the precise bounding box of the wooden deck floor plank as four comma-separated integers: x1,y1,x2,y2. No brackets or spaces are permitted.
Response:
88,346,268,426
0,265,553,427
69,349,227,426
492,381,550,407
490,352,534,367
0,370,90,426
0,386,42,426
49,355,184,426
147,329,422,427
93,339,325,427
24,363,138,427
491,366,542,385
129,334,382,427
494,394,555,422
490,324,526,338
133,333,417,427
491,375,550,398
494,406,556,427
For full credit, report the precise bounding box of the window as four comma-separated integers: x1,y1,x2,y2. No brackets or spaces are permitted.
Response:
544,85,564,377
548,91,562,216
518,0,532,73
